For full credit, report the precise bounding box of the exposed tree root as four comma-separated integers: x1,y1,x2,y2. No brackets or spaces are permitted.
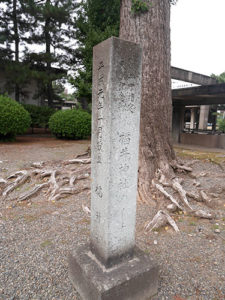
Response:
0,178,7,186
0,152,217,235
0,152,91,204
193,209,213,219
19,182,49,202
138,187,150,205
147,165,214,233
200,190,212,206
170,160,193,172
3,171,29,199
186,190,201,202
145,210,180,233
82,204,91,216
171,178,192,210
152,181,182,210
63,158,91,165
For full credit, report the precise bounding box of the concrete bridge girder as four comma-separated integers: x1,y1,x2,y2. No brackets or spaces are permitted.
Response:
171,67,218,86
171,67,225,148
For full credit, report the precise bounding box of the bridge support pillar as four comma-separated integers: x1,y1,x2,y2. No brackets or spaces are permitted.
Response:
199,105,210,130
172,105,184,143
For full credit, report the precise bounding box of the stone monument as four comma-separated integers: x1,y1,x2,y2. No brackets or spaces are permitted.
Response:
69,37,158,300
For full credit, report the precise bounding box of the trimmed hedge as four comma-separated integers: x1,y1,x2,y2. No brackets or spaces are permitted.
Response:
49,109,91,140
22,104,55,129
0,95,31,140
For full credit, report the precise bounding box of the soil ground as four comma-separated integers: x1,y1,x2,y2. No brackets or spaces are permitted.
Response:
0,137,225,300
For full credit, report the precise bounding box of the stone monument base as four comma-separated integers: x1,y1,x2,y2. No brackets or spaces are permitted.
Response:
68,244,159,300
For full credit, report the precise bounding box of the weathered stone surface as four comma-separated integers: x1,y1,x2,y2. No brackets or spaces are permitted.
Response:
69,37,159,299
69,244,159,300
91,37,142,266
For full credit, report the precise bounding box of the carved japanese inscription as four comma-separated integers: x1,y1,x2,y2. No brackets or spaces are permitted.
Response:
91,37,142,265
96,61,105,164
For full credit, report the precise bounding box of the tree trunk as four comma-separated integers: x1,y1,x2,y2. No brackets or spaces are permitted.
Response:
13,0,20,102
45,0,53,107
120,0,175,199
45,29,53,108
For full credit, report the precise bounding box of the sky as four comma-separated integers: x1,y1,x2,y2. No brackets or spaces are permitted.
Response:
171,0,225,77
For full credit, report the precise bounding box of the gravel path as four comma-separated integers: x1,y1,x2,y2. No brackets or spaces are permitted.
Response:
0,137,225,300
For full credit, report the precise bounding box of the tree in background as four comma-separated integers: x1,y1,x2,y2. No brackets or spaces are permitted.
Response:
70,0,120,106
211,71,225,83
0,0,75,106
23,0,75,107
211,72,225,127
0,0,32,101
72,0,179,190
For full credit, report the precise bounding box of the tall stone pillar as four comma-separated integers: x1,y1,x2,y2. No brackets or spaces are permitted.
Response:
199,105,210,130
91,37,142,265
69,37,159,300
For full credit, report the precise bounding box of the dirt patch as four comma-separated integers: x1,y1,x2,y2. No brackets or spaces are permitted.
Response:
0,138,225,299
0,135,90,176
174,145,225,165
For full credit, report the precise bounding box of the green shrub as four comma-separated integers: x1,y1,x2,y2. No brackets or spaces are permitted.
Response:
49,109,91,140
0,95,31,140
218,118,225,133
22,104,55,129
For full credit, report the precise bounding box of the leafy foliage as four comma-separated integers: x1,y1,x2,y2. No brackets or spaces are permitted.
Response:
70,0,120,101
0,0,33,101
22,104,55,129
23,0,75,106
49,109,91,140
0,0,31,60
131,0,177,14
0,94,31,140
211,72,225,83
131,0,149,14
71,0,177,100
0,0,75,105
0,61,32,97
218,118,225,133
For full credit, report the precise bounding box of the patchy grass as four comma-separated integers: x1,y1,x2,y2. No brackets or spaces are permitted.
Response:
174,147,225,165
189,221,196,226
40,240,53,248
144,249,151,254
212,224,220,230
23,215,38,223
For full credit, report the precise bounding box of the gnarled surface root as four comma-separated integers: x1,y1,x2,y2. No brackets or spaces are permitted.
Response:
0,152,91,204
146,165,214,233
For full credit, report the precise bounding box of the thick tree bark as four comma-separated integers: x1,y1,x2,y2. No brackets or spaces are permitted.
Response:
45,0,53,107
120,0,175,199
13,0,20,102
